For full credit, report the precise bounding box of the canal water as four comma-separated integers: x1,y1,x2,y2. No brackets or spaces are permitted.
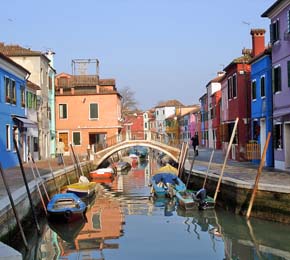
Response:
11,158,290,260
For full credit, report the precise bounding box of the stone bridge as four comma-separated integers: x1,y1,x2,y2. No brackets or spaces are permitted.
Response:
93,139,181,168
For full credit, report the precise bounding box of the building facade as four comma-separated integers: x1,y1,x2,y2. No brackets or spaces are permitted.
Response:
0,53,30,168
262,1,290,170
55,68,122,156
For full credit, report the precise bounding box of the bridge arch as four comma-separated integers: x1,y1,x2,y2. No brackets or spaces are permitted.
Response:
93,140,180,168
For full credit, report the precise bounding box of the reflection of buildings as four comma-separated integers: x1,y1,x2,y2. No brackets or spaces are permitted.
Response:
44,195,124,259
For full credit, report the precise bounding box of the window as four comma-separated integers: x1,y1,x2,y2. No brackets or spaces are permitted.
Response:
232,74,237,98
288,10,290,33
6,125,11,150
90,103,98,119
270,19,279,43
251,80,257,100
287,61,290,88
5,77,10,102
227,77,232,99
260,76,265,97
59,104,68,119
33,137,39,152
274,124,283,149
273,66,281,93
73,132,81,145
13,126,18,152
11,80,16,104
26,92,37,109
21,86,25,107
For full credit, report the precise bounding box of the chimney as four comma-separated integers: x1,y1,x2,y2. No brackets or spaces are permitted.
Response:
251,28,266,57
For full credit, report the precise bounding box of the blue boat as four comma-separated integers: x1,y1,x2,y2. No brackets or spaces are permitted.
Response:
150,172,186,198
47,193,87,222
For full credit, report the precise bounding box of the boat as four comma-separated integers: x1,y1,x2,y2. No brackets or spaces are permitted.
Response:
112,161,131,172
66,177,97,198
176,188,215,210
176,191,197,210
89,167,115,179
150,170,186,198
47,193,87,222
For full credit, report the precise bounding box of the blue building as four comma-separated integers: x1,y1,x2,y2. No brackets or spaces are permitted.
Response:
250,43,273,167
0,53,30,169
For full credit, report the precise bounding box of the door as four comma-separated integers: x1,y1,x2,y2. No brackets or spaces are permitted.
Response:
59,132,69,152
260,119,266,165
285,123,290,169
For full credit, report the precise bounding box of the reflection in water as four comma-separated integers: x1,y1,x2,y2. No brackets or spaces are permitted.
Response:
32,152,290,260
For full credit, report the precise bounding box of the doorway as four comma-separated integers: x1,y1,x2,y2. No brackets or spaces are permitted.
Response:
59,132,69,152
285,123,290,169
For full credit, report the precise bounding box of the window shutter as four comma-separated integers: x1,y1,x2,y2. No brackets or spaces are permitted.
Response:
277,66,281,91
270,23,273,43
288,61,290,87
276,19,280,40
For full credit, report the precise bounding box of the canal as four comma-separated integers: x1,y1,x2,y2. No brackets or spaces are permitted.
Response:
10,157,290,260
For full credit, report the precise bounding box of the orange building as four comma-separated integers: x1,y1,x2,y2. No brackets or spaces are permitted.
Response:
55,61,122,156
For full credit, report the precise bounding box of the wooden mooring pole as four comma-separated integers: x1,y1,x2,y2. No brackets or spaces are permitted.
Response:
0,162,28,250
246,132,271,219
213,117,239,202
13,138,40,233
202,150,215,189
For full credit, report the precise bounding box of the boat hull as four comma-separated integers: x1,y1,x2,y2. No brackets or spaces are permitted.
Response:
66,182,96,198
47,193,87,222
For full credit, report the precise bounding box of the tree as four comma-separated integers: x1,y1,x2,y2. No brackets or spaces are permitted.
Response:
119,86,138,116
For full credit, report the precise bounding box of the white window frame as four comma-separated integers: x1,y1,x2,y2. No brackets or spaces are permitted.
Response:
89,103,99,120
6,124,11,151
59,103,68,119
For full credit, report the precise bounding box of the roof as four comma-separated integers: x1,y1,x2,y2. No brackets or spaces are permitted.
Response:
206,73,225,87
99,79,115,86
27,80,41,91
223,53,252,71
0,42,50,62
155,99,184,108
261,0,285,17
0,52,30,75
249,47,272,64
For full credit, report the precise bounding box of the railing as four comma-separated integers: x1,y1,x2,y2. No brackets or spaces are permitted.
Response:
246,142,261,160
91,130,182,154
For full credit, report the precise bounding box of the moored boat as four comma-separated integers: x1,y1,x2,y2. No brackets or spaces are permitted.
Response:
89,167,115,179
112,161,131,172
150,169,186,198
66,178,97,198
177,188,215,210
47,193,87,222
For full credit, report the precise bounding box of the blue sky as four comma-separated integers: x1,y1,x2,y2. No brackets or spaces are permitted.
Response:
1,0,274,110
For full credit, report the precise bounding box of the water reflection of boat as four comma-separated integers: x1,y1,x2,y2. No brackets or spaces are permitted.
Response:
151,197,176,216
48,218,86,242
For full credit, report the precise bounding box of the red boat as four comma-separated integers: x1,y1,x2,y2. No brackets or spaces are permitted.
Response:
89,167,115,180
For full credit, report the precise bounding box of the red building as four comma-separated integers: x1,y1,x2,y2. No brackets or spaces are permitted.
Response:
121,111,144,140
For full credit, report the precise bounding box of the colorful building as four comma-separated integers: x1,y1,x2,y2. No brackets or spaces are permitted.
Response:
0,43,56,160
262,1,290,170
55,59,122,156
0,53,30,168
206,72,225,149
249,29,273,167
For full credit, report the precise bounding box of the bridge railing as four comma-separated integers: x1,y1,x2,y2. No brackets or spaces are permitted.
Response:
92,130,182,154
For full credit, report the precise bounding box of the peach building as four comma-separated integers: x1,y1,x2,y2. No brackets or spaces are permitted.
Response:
55,61,122,156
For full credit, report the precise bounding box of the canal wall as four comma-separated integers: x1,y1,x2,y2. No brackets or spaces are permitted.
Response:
0,162,92,241
183,161,290,224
